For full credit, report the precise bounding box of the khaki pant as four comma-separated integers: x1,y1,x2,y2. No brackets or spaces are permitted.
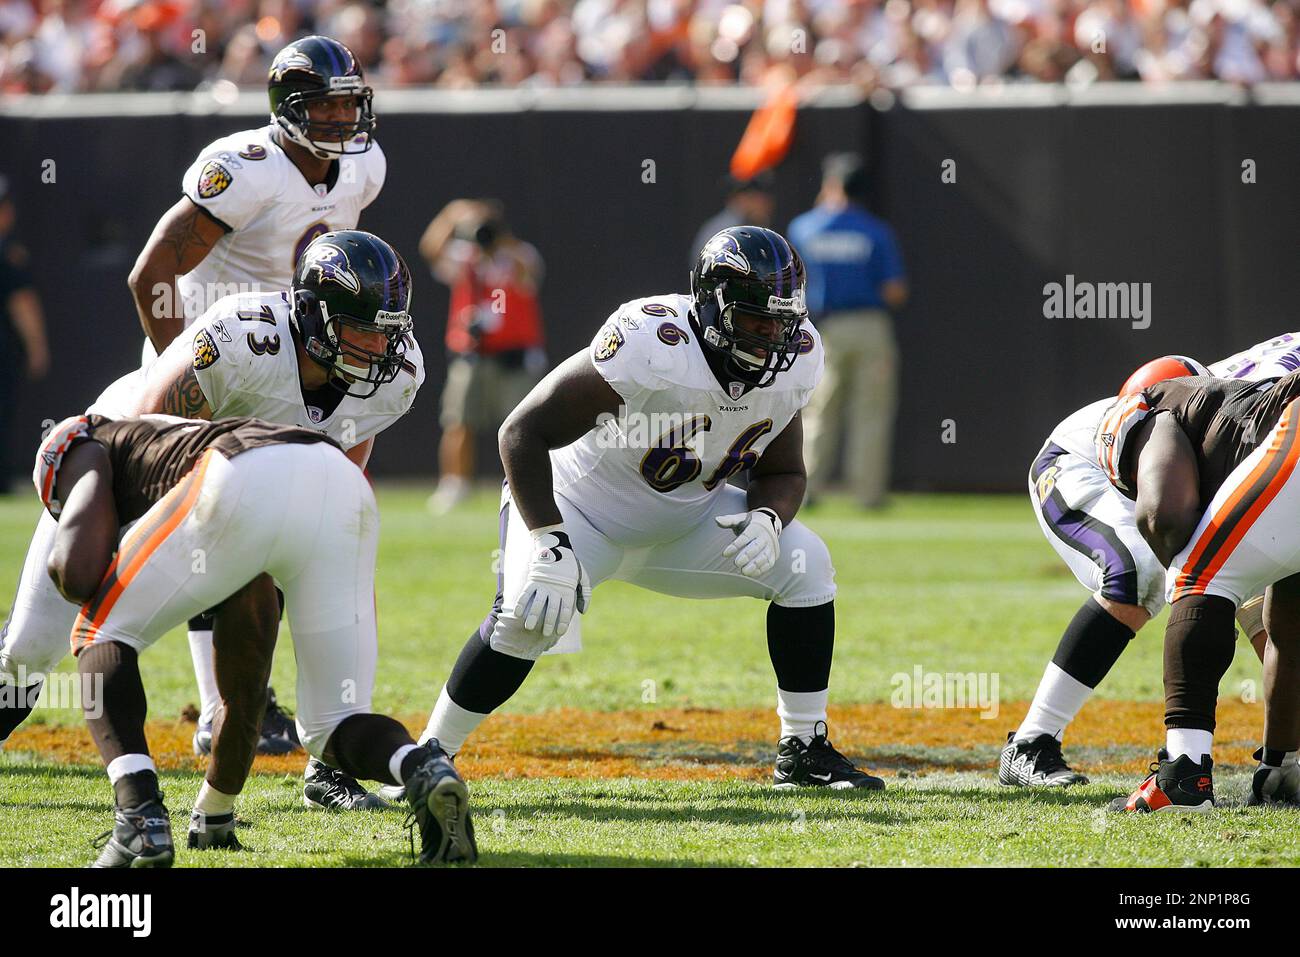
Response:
803,310,898,507
439,353,540,431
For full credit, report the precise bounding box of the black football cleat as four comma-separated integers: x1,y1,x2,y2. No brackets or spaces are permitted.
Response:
404,740,477,864
1246,748,1300,808
375,750,458,804
91,795,175,868
999,732,1089,787
303,758,389,811
773,721,884,791
1109,748,1214,813
187,809,242,850
257,687,303,755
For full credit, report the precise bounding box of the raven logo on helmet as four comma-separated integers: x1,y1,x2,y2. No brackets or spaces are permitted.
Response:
269,49,313,80
701,233,751,274
300,243,362,295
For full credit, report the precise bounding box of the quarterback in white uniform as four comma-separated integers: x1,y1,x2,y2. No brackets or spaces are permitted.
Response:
128,35,385,360
395,226,883,794
1002,338,1300,788
165,119,385,338
120,34,387,761
0,231,423,818
129,34,387,358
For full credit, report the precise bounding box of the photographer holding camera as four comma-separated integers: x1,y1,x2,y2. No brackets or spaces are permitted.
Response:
421,198,546,514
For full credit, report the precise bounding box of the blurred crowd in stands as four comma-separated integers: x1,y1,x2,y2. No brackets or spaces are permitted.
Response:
1,0,1295,95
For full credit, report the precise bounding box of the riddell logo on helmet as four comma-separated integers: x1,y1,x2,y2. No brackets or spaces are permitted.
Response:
766,293,804,314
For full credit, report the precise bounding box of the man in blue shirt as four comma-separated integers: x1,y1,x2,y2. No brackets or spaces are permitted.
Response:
788,153,907,509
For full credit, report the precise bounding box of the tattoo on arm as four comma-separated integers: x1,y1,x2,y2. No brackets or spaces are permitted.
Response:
161,366,210,419
157,206,217,269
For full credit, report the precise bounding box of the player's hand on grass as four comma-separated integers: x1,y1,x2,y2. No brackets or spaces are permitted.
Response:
716,508,782,578
515,525,591,637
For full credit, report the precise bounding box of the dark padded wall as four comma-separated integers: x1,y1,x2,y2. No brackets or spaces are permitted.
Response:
0,102,866,483
871,101,1300,490
3,98,1298,490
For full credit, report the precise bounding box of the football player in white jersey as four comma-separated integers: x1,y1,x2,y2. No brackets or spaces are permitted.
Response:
33,413,473,866
129,35,385,355
1001,337,1300,788
385,226,883,796
0,231,423,825
122,34,386,759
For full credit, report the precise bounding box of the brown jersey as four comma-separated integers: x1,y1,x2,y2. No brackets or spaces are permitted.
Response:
82,414,341,522
1099,371,1300,506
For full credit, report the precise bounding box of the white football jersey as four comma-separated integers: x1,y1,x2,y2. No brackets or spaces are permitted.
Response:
176,124,386,324
550,294,823,547
1048,397,1115,463
91,291,423,450
1209,331,1300,380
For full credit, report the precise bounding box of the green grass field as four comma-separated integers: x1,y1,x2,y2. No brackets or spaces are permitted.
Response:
0,487,1290,867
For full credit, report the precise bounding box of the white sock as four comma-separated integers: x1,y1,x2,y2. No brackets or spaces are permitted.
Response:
419,685,488,756
1166,728,1214,762
188,629,220,726
194,780,237,815
776,687,828,743
390,743,419,784
1015,662,1092,742
106,753,155,784
434,475,468,499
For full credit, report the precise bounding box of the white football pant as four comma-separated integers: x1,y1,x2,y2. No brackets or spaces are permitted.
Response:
68,441,379,758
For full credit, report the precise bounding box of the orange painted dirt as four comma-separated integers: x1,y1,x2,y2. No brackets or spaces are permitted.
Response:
5,699,1266,781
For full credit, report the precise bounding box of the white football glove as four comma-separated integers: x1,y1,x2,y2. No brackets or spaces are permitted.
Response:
514,525,592,638
715,507,782,578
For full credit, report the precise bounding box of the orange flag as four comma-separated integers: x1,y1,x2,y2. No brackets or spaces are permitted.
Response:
730,83,798,180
